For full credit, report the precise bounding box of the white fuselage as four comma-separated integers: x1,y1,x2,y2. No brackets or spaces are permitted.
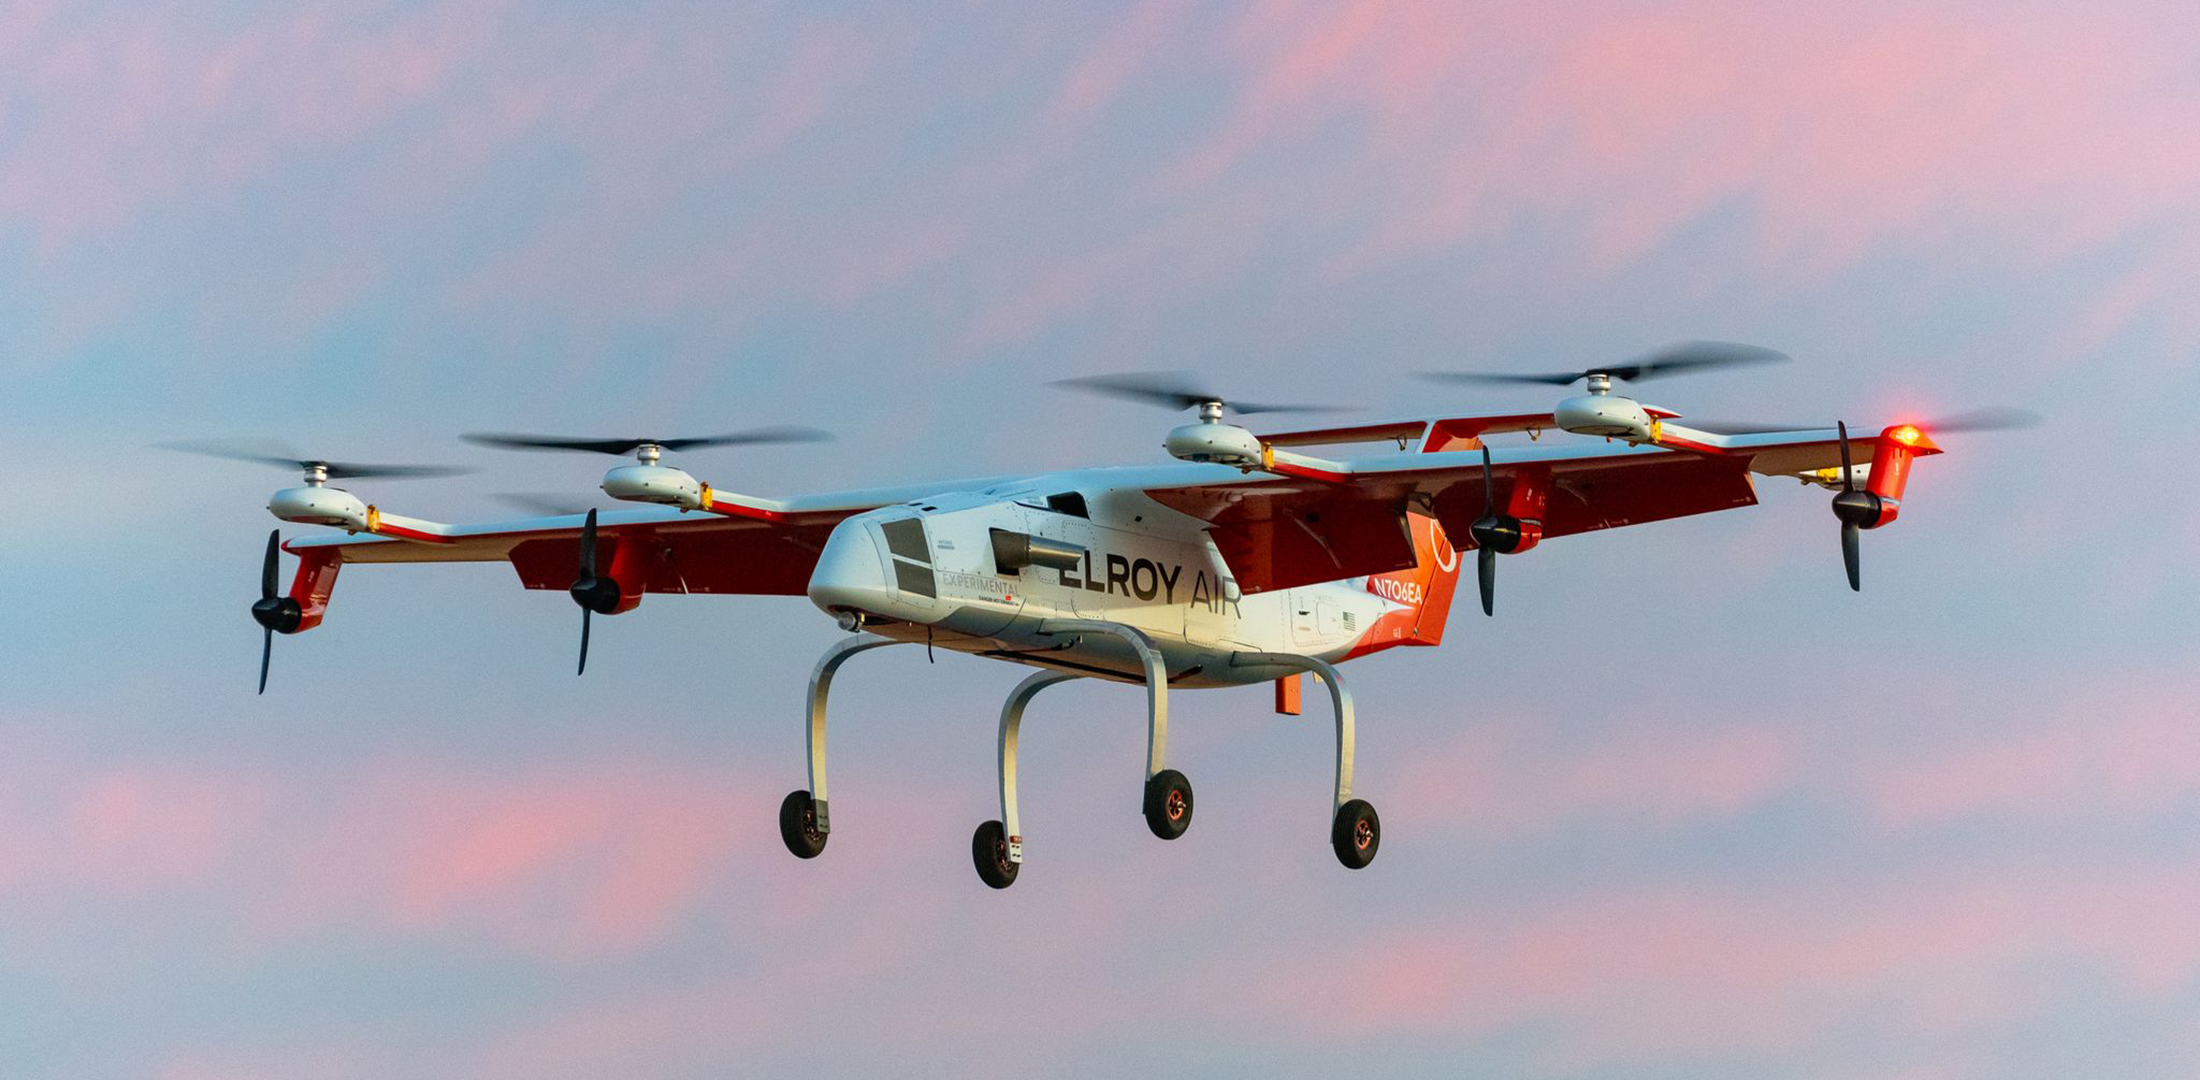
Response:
804,471,1402,688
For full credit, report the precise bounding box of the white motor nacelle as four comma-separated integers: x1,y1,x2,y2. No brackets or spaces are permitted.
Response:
1165,421,1264,467
603,464,704,509
1555,394,1655,441
268,486,370,531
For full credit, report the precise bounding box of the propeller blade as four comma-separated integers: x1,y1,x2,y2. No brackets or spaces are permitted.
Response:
1842,520,1862,592
1918,407,2041,434
1605,341,1789,382
1477,444,1497,616
258,627,273,695
657,427,833,451
157,439,469,480
576,507,599,676
462,427,832,457
578,607,591,676
1418,340,1788,387
579,508,598,577
1480,443,1495,512
492,493,601,517
1837,421,1854,493
262,529,280,600
1048,373,1347,415
318,463,472,480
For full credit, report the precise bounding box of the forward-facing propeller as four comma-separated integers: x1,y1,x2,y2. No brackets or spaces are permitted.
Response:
158,439,471,482
462,427,831,464
569,508,622,675
249,530,302,694
1418,340,1789,389
1049,373,1349,416
1468,445,1525,616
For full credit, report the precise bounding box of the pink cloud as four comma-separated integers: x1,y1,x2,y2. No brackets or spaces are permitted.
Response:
1201,860,2200,1067
1387,716,1799,838
0,740,777,961
1864,686,2200,827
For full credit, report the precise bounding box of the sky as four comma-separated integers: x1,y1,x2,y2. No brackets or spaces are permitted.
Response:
3,0,2199,1076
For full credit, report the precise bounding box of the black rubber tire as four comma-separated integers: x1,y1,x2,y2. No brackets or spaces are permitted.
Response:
779,789,828,859
972,819,1019,889
1142,769,1194,840
1331,798,1380,869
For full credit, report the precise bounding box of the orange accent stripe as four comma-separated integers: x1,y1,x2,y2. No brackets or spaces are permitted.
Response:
703,501,793,523
370,522,456,544
1266,459,1352,484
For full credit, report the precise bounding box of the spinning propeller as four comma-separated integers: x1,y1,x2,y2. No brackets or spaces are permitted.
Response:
158,438,472,483
569,509,622,675
249,530,301,694
462,427,830,463
1418,341,1790,390
1823,409,2037,592
1050,373,1349,416
1468,445,1525,617
1686,407,2043,438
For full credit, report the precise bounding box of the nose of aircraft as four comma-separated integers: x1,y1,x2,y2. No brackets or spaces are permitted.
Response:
807,518,896,622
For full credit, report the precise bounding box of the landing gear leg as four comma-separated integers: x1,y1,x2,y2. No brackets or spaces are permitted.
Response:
780,635,905,860
1231,651,1377,870
977,669,1077,889
1037,620,1185,839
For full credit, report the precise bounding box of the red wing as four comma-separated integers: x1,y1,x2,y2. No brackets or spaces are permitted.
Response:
290,510,851,596
1146,452,1758,594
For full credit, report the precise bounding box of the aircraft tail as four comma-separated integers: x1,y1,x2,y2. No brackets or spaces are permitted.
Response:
1362,511,1461,647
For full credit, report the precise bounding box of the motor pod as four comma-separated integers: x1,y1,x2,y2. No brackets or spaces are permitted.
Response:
250,595,303,634
569,575,621,614
602,464,704,509
1164,421,1264,467
1830,488,1890,530
1554,394,1655,440
989,528,1085,573
1468,513,1542,555
268,486,371,531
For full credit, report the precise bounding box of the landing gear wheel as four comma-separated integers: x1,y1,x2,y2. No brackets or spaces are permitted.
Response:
972,820,1019,889
779,790,827,859
1142,769,1194,840
1331,798,1380,869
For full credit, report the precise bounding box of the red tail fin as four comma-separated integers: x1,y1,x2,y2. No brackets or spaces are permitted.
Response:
1361,511,1461,647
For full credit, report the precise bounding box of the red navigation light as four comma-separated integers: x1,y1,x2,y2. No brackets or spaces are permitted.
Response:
1890,424,1923,445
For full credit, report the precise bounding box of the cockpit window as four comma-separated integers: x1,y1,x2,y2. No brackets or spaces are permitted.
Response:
881,518,930,562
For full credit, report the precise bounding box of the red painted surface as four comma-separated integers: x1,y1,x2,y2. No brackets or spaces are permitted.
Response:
1423,413,1558,452
504,519,839,596
370,521,456,544
1265,458,1353,484
604,535,653,614
1275,674,1302,715
1349,511,1463,658
286,547,342,632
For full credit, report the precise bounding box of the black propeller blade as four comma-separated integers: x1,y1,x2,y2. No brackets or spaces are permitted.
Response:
1049,372,1350,416
462,427,832,457
491,493,606,517
158,439,471,480
248,530,302,694
568,509,623,675
1418,340,1789,388
1833,422,1863,592
1466,444,1526,617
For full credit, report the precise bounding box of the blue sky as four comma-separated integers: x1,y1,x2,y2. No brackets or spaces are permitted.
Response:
4,2,2199,1077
